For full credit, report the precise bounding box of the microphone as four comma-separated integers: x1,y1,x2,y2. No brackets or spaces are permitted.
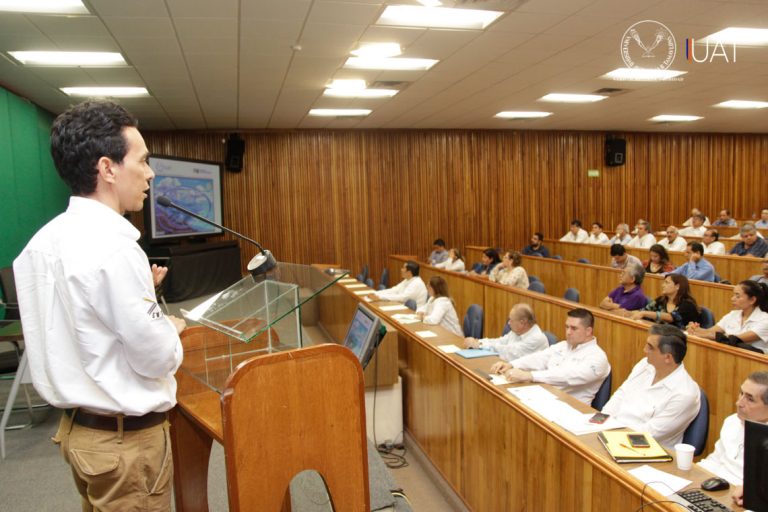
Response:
156,195,277,277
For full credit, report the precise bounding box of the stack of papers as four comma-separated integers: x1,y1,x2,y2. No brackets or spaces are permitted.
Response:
597,431,672,463
392,313,420,325
353,290,376,296
379,304,409,312
344,283,367,289
627,465,691,495
455,349,497,359
438,344,461,353
415,330,437,338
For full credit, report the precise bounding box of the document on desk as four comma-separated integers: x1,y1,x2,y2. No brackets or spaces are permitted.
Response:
353,290,376,295
438,344,461,353
490,374,510,385
416,330,438,338
627,465,691,496
455,349,497,359
380,304,409,312
507,385,558,403
339,278,359,284
553,412,626,436
344,283,367,289
392,313,420,324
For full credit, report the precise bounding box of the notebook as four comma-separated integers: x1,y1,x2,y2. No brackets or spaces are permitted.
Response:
597,431,672,463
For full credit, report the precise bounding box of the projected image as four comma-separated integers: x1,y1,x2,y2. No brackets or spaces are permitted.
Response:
154,176,216,236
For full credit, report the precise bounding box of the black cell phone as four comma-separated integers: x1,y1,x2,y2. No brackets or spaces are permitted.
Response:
627,433,650,448
473,369,493,381
589,412,610,424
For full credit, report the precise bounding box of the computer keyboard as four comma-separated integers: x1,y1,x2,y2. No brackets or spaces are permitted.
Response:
667,489,733,512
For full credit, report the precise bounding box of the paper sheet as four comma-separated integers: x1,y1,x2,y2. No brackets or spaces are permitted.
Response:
554,412,626,436
344,283,367,289
627,465,691,496
456,349,497,359
490,374,510,385
339,278,359,283
392,313,420,325
353,290,376,295
416,330,437,338
379,304,409,312
506,385,558,403
438,344,461,353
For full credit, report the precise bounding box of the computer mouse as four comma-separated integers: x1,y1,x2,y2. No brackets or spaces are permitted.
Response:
701,477,730,492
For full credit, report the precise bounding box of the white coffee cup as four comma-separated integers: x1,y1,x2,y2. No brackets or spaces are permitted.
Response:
675,443,695,470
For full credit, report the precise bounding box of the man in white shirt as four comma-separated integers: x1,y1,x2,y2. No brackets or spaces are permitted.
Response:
658,225,688,252
586,222,610,245
703,228,726,256
683,208,711,227
464,303,548,361
373,260,428,307
13,100,186,511
560,219,589,243
491,308,611,405
601,324,700,448
609,223,633,245
679,214,707,237
627,221,657,249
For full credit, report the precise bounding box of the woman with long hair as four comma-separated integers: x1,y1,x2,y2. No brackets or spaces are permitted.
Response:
416,275,463,336
434,247,465,272
489,251,529,289
644,244,675,274
630,274,700,328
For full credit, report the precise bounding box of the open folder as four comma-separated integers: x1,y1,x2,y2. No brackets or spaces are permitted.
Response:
597,431,672,464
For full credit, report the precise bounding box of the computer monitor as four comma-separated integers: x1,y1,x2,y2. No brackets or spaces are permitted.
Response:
744,419,768,512
343,304,382,370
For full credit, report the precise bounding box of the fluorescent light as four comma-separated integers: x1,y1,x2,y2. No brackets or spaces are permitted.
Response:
323,89,398,98
327,79,367,91
714,100,768,109
495,111,552,119
539,93,607,103
351,43,401,58
9,51,126,67
0,0,88,13
602,68,686,81
309,109,371,117
703,27,768,46
60,87,149,97
376,5,503,30
650,114,702,122
344,57,438,71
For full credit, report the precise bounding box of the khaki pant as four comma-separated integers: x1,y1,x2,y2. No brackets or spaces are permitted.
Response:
53,412,173,512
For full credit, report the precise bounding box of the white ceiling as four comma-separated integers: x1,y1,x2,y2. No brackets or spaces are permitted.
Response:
1,0,767,132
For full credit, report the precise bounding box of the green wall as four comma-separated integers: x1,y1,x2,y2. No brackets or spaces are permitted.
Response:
0,87,69,302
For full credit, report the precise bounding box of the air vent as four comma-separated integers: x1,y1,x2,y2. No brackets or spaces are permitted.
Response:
593,87,630,95
450,0,528,11
369,80,408,89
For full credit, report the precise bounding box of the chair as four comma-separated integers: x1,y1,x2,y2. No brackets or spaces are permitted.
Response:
551,255,563,260
463,304,484,339
564,288,580,302
364,277,374,288
471,262,483,273
577,258,591,264
683,388,710,456
528,281,546,293
528,275,540,283
404,299,417,311
501,321,512,336
591,372,612,411
530,253,544,258
378,268,389,290
356,264,369,283
0,267,19,320
713,272,722,283
543,331,559,346
699,307,715,329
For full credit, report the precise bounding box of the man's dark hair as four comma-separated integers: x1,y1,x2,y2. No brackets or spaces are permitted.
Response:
567,307,594,329
610,244,626,257
50,100,138,196
706,229,720,241
405,260,420,277
649,324,687,364
571,219,582,228
688,241,704,255
433,238,446,247
592,221,603,229
533,232,544,241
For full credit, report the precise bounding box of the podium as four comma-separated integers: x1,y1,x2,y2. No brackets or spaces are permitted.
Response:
171,264,371,511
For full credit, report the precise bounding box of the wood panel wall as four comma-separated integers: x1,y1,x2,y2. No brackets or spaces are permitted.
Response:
142,130,768,282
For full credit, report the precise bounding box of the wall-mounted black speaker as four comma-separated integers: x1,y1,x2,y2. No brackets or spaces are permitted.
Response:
225,133,245,172
605,137,626,167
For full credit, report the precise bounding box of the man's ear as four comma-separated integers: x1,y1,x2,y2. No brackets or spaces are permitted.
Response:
97,156,117,184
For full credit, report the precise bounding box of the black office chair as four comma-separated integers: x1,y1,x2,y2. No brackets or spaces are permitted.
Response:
699,307,715,329
543,331,558,346
364,278,374,289
528,281,546,293
551,255,563,260
0,267,19,320
564,288,580,302
591,372,612,411
463,304,484,339
378,268,389,290
502,321,512,336
682,388,710,456
357,264,369,283
528,275,541,283
577,258,590,264
404,299,417,311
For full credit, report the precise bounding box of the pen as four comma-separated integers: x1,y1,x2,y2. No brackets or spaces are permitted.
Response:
619,443,643,455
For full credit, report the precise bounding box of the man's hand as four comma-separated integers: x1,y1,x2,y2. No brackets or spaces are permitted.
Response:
151,264,168,287
490,361,512,374
168,315,186,335
731,485,743,507
464,337,480,349
504,368,533,383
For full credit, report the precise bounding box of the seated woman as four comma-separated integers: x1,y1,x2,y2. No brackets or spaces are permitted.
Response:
630,274,701,329
599,263,649,313
434,247,465,272
687,280,768,354
489,251,530,289
468,248,501,279
643,244,675,274
416,276,463,336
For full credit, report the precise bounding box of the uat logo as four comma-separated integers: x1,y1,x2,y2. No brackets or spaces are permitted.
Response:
621,20,676,70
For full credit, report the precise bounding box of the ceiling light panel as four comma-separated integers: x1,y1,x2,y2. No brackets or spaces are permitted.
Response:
650,114,702,122
714,100,768,109
309,108,371,117
9,51,126,66
602,68,686,81
495,111,552,119
351,43,402,58
323,89,398,98
539,93,607,103
344,57,438,70
0,0,88,14
703,27,768,46
376,6,503,30
60,87,150,97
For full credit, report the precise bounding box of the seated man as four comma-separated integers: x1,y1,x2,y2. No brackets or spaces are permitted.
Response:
600,263,649,312
713,209,737,227
373,260,428,307
702,228,726,256
658,225,687,252
610,244,642,270
678,214,707,237
560,219,588,243
491,308,611,405
730,223,768,258
755,209,768,229
609,223,633,245
522,232,550,258
601,324,700,448
669,242,716,282
749,259,768,285
683,208,711,227
428,238,449,266
586,222,610,245
463,303,548,361
627,221,656,249
698,371,768,491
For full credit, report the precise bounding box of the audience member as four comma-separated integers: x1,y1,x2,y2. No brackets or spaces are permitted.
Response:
491,308,611,405
522,232,550,258
415,276,462,336
489,251,529,289
644,244,675,274
687,280,768,353
373,260,428,307
683,208,711,227
464,303,548,361
610,244,642,270
468,248,501,278
601,324,700,448
658,225,687,252
669,242,716,282
627,221,656,249
730,223,768,258
713,209,737,227
755,209,768,229
679,214,707,237
600,264,649,312
560,219,588,243
703,228,726,256
586,222,610,245
631,275,701,329
428,238,449,265
434,247,465,272
749,259,768,285
609,223,633,245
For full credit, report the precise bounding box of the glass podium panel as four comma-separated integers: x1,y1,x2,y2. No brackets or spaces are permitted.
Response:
179,263,348,392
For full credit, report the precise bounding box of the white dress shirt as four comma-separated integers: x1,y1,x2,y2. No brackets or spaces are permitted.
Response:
13,197,183,416
609,234,633,245
717,308,768,353
601,359,700,448
678,226,707,237
376,276,428,307
586,233,610,245
489,265,529,289
560,228,589,243
479,324,548,362
627,233,657,249
683,216,711,227
434,258,466,272
416,296,463,336
511,338,611,405
704,241,726,256
698,414,746,485
658,236,688,252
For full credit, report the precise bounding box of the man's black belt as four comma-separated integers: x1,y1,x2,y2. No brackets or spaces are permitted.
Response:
65,408,167,431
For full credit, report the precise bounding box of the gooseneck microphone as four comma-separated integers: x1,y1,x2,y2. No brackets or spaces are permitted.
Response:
156,195,277,276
